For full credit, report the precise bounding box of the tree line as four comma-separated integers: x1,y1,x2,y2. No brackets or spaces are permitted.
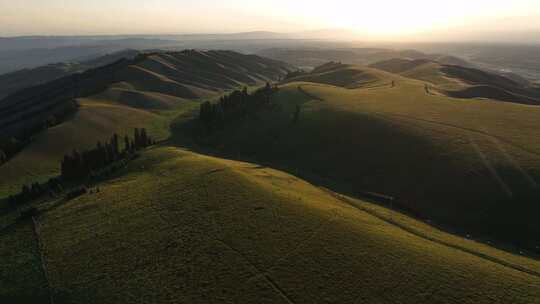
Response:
61,128,152,180
8,128,154,205
199,82,278,126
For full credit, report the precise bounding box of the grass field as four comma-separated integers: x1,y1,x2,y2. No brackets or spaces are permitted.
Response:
0,216,50,303
0,50,291,198
0,97,198,198
0,147,532,303
370,58,540,103
195,64,540,252
2,59,540,303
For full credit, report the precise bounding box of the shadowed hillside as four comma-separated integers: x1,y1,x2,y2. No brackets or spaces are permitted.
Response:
0,50,292,196
193,63,540,253
0,50,292,138
0,50,140,100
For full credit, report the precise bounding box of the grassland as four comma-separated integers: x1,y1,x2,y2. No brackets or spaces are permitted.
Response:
0,97,197,197
2,57,540,303
0,50,290,198
195,64,540,252
0,147,531,303
0,218,50,303
370,58,540,103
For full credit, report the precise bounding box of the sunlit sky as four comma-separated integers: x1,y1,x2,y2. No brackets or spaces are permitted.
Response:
1,0,540,37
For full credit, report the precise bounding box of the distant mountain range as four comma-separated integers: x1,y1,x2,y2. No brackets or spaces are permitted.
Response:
2,30,540,79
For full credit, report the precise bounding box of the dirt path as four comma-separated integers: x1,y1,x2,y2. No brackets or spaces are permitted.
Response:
31,216,55,304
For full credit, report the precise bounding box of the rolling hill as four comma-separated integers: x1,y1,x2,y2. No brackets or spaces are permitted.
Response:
0,50,139,100
192,63,540,253
1,50,540,304
257,47,476,70
370,58,540,104
0,50,292,197
0,50,292,138
1,146,538,303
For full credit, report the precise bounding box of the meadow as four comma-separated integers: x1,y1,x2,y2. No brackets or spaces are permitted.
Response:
2,57,540,303
196,64,540,252
2,146,536,303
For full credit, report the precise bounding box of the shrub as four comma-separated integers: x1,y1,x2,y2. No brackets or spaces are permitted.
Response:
66,186,88,200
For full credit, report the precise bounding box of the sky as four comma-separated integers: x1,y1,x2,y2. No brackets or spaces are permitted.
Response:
1,0,540,37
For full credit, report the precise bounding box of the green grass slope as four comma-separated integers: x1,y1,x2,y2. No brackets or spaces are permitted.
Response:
0,50,292,138
196,65,540,252
0,219,50,303
286,62,391,89
0,50,291,197
90,87,189,110
370,58,540,103
16,147,538,303
0,98,197,197
0,50,139,100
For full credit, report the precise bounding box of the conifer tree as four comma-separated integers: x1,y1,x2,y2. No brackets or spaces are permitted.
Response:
112,134,120,157
134,128,141,149
21,184,30,200
124,135,131,152
140,128,149,147
293,105,301,123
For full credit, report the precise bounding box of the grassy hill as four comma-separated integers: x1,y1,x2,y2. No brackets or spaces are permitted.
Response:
2,146,539,303
2,53,540,303
193,63,540,253
0,50,292,197
0,50,292,138
257,48,476,70
370,58,540,104
0,98,194,197
0,50,139,100
285,62,390,88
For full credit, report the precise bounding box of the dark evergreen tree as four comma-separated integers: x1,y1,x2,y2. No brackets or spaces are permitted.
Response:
112,133,120,158
21,184,31,200
140,128,149,147
124,135,131,152
293,105,301,123
134,128,141,149
200,101,214,123
96,141,105,167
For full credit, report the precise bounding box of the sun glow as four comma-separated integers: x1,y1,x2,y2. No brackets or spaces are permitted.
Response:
259,0,540,36
304,0,540,35
1,0,540,36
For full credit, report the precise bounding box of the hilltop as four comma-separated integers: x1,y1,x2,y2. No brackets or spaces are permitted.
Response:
370,58,540,104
